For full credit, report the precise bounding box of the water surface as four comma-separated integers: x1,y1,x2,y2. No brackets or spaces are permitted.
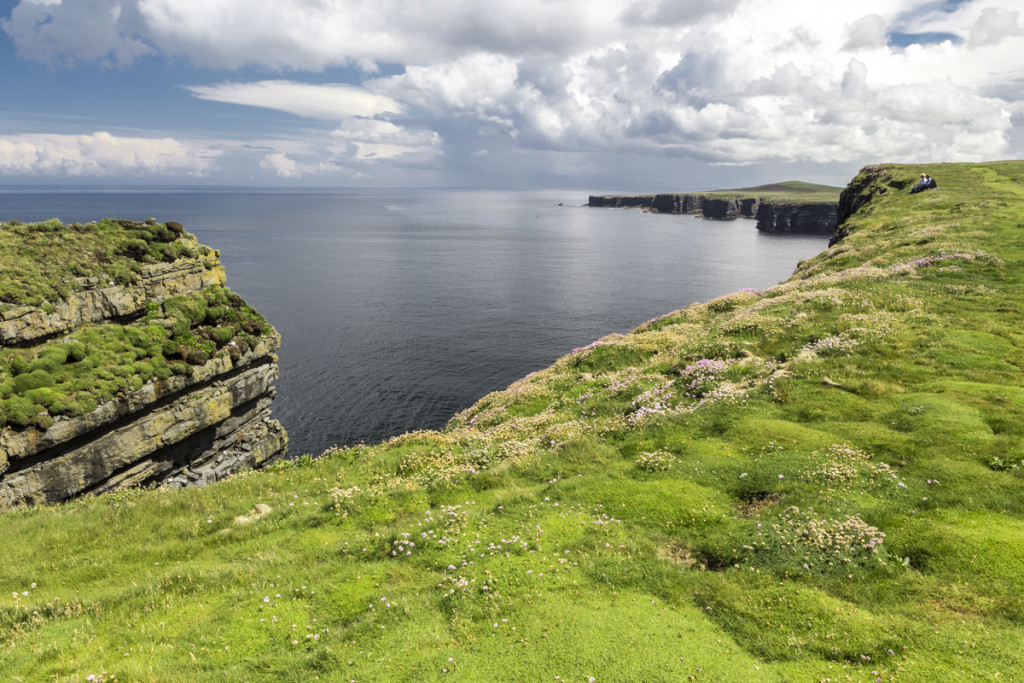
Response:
0,188,828,455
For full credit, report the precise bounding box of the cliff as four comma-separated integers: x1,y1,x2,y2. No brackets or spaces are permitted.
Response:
589,181,840,235
4,163,1024,680
828,163,907,246
754,200,838,235
0,218,287,508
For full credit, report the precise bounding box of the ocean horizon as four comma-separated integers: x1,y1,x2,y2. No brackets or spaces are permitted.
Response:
0,187,829,456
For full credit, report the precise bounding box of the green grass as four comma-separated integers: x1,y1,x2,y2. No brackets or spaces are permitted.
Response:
2,161,1024,680
706,180,842,204
0,218,201,307
0,284,273,429
0,217,276,430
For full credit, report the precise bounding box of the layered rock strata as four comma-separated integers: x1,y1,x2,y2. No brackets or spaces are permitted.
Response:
754,201,838,235
0,223,288,508
588,193,837,235
1,255,226,346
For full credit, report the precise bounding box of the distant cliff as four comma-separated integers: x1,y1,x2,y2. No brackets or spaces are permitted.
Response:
588,181,840,236
0,219,287,508
754,201,838,235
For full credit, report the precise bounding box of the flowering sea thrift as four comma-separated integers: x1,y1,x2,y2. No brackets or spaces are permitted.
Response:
327,485,363,510
801,334,860,357
756,506,887,569
679,358,733,398
635,450,676,472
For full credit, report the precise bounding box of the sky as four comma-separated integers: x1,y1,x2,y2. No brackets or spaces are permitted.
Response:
0,0,1022,190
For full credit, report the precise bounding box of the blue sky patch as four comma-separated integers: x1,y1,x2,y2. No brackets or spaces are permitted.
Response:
888,31,963,48
0,0,1019,188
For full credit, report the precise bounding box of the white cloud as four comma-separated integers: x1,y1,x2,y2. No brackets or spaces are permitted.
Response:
0,132,219,176
371,53,521,116
183,82,444,170
897,0,1022,42
357,1,1018,165
330,119,404,141
232,119,443,179
2,0,1022,178
968,7,1024,48
330,119,442,162
259,152,299,178
4,0,629,69
186,81,402,120
620,0,742,26
2,0,152,67
844,14,888,50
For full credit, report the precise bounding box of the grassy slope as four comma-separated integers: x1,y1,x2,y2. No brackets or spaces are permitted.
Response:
707,180,841,203
2,162,1023,681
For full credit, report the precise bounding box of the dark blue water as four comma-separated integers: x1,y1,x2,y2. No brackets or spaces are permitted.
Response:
0,188,828,455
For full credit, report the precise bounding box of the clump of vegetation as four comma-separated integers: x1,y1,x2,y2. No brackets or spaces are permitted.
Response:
3,162,1024,680
0,284,272,429
0,217,210,307
634,449,676,472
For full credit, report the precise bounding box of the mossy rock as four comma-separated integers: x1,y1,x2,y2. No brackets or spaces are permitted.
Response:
0,281,275,431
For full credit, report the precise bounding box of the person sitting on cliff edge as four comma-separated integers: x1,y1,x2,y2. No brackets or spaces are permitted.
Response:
910,172,939,194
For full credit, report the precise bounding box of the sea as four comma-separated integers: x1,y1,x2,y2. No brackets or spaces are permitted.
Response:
0,187,829,456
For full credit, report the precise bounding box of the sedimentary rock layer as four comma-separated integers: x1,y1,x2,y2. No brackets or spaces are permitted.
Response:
0,342,282,507
0,254,226,347
0,222,288,508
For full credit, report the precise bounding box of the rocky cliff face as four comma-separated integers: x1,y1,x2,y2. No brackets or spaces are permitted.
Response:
701,197,761,219
829,165,901,246
651,193,708,214
586,195,656,210
589,193,760,218
0,220,288,508
588,193,835,235
1,257,226,346
755,202,838,235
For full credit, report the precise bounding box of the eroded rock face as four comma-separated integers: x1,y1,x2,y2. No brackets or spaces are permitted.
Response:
652,193,708,214
0,251,226,347
755,202,838,235
590,192,836,236
0,343,283,507
702,198,745,219
587,195,655,210
0,229,287,509
829,165,898,246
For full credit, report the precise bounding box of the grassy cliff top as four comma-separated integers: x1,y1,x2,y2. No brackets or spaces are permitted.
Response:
2,162,1024,680
0,218,206,308
713,180,842,203
594,179,842,204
